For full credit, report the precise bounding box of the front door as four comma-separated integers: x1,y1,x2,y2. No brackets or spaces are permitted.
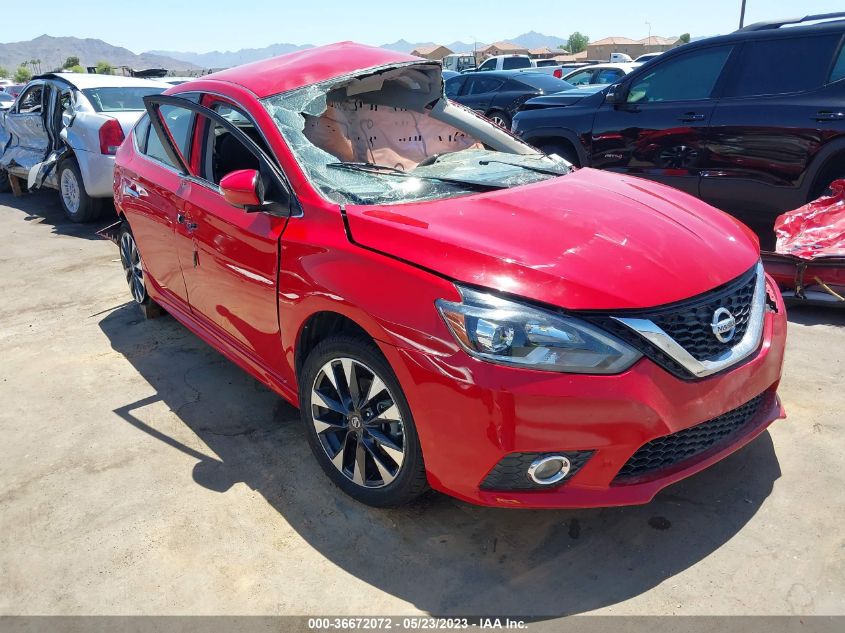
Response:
1,81,48,175
590,45,735,197
144,94,294,372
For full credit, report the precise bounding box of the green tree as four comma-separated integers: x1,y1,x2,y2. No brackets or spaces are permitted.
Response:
567,32,589,54
679,33,691,43
95,61,114,75
0,66,9,79
14,65,32,83
62,56,80,70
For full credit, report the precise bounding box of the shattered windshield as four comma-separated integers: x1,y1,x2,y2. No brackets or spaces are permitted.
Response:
260,66,570,206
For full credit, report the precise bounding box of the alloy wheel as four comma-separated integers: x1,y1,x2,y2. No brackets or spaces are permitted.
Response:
310,358,406,488
60,168,81,215
119,232,146,304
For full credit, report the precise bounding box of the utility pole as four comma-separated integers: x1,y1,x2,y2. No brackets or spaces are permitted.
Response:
739,0,747,28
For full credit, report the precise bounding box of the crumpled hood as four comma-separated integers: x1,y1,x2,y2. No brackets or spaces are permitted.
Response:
344,168,760,310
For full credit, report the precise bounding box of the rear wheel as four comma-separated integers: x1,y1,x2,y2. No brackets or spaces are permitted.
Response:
118,224,163,319
487,109,511,129
299,335,428,507
58,158,102,223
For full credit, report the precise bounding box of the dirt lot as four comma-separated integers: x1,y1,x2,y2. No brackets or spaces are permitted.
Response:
0,190,843,618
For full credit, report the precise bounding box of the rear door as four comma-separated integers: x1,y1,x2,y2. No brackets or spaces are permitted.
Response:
701,33,845,221
116,105,197,306
590,44,735,197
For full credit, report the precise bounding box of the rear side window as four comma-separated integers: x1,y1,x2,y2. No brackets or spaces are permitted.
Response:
464,77,505,95
627,46,732,103
828,42,845,83
502,57,532,70
81,87,164,112
729,35,841,97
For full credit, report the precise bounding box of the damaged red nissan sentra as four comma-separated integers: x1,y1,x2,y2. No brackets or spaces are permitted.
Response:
110,42,787,508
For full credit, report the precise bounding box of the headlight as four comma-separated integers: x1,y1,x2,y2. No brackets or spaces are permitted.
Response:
436,286,641,374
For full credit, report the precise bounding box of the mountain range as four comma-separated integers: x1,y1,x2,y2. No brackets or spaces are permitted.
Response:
0,31,580,76
0,35,198,72
150,31,572,69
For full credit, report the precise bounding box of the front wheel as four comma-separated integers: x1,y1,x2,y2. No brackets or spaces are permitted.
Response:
118,224,163,319
299,335,428,507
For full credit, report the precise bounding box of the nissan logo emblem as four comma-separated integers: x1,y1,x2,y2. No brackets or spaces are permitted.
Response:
711,307,737,343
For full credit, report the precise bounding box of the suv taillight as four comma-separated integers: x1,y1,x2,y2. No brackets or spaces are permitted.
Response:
553,69,563,78
99,118,125,155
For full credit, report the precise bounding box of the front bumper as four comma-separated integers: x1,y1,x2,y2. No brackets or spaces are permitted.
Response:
380,277,787,509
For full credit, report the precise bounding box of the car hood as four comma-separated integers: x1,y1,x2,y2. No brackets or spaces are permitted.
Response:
344,168,760,310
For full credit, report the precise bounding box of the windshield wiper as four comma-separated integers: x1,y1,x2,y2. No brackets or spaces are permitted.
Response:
326,161,506,190
478,158,570,176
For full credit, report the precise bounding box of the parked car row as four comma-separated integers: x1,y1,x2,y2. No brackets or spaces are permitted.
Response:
511,13,845,232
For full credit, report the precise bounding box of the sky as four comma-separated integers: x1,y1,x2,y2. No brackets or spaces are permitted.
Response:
5,0,845,53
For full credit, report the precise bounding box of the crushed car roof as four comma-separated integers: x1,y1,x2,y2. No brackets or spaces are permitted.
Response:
202,42,423,98
33,73,172,90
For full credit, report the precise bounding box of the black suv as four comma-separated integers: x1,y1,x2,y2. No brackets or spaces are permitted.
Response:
512,13,845,233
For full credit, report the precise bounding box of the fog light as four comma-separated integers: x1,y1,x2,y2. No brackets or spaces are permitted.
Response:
527,455,571,485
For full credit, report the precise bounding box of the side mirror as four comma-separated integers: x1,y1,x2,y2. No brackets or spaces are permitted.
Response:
220,169,264,209
605,84,626,105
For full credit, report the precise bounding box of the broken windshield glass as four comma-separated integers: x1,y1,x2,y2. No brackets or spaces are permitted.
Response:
260,65,570,206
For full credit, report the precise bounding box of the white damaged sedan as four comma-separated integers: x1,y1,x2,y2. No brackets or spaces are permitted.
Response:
0,73,169,222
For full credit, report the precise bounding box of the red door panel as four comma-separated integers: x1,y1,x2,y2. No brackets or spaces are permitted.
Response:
179,180,288,372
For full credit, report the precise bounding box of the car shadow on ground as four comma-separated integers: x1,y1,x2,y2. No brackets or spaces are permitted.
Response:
786,304,845,327
99,304,782,617
0,190,116,240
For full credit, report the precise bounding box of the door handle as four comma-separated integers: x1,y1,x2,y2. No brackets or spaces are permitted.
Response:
814,111,845,122
678,112,706,122
176,213,197,231
122,181,146,198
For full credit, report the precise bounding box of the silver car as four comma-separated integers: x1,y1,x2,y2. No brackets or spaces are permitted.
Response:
0,73,170,222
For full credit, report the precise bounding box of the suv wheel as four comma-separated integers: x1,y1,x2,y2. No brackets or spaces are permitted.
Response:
540,142,580,167
299,335,428,507
119,224,163,319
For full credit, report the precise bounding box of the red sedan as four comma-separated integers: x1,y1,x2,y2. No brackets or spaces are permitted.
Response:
111,42,787,508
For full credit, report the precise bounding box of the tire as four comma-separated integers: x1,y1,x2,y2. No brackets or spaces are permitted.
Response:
0,169,11,194
58,158,102,223
299,335,428,507
540,142,580,167
487,109,512,130
118,223,163,319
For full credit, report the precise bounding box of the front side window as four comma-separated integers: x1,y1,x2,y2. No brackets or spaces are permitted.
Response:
627,46,732,103
261,65,571,206
17,84,43,113
728,35,841,97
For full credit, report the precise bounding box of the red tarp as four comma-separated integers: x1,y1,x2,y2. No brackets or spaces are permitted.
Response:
762,179,845,305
